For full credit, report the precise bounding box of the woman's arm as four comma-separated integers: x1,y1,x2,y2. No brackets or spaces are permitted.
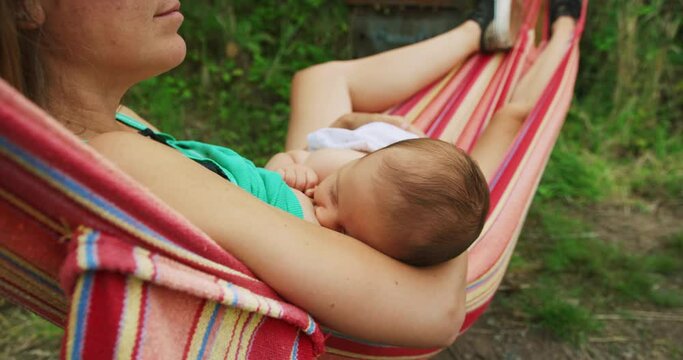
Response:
332,113,427,137
89,131,466,347
287,111,426,150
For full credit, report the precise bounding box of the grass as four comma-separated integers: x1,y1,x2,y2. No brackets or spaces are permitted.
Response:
0,299,62,359
499,204,683,344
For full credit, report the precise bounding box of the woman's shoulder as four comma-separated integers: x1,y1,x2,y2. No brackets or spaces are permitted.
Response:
88,130,182,171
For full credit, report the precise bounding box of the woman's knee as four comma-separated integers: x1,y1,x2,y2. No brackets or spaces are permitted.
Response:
498,102,532,123
292,60,351,85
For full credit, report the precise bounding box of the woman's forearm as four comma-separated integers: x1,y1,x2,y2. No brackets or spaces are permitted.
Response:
89,131,466,347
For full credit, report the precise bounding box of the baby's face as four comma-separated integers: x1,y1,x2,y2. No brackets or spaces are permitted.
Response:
311,152,403,258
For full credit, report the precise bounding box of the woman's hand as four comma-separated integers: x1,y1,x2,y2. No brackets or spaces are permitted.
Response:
331,112,426,137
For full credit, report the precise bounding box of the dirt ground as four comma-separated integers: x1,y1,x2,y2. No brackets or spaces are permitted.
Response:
436,203,683,360
436,298,683,359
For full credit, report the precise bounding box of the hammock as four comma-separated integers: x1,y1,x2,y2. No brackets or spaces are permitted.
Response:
0,0,586,358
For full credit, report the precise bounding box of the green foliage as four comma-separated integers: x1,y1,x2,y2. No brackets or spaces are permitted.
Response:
537,140,613,204
0,299,62,359
556,0,682,202
503,207,683,344
627,154,683,201
521,286,602,344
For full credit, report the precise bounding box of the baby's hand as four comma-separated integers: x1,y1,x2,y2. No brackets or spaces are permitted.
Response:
276,164,319,192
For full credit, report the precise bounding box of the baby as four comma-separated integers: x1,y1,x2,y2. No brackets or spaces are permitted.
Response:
265,128,490,267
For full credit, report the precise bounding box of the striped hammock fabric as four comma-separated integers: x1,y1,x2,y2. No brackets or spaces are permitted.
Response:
0,87,323,358
0,0,586,359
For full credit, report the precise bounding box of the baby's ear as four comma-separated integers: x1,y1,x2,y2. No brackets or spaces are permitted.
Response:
17,0,46,30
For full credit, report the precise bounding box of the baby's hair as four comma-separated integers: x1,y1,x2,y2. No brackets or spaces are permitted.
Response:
374,138,490,266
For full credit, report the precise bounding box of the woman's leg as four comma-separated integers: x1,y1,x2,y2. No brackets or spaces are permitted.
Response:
508,17,576,110
286,21,482,150
471,17,577,181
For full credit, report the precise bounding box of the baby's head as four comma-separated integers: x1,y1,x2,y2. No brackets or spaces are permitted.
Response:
312,138,490,266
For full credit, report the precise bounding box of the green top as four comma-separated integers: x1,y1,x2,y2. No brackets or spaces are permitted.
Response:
115,113,303,219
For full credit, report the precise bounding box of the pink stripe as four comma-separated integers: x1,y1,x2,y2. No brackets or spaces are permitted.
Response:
428,56,494,138
455,57,509,150
412,57,479,130
389,79,437,117
182,300,206,360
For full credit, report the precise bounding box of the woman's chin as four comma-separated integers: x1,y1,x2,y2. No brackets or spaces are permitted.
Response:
150,38,187,76
166,37,188,69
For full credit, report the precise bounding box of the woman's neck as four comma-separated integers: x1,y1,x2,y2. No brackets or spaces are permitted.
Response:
43,60,132,140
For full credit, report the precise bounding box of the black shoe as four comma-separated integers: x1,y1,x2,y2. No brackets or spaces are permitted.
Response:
550,0,581,24
469,0,520,53
469,0,495,33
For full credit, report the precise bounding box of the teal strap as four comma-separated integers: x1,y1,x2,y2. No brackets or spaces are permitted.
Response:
115,112,148,131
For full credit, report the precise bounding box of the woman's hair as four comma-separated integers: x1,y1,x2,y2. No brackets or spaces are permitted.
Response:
0,0,46,105
376,138,490,267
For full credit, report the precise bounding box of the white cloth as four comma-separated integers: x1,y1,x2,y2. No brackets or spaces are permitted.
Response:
307,122,419,152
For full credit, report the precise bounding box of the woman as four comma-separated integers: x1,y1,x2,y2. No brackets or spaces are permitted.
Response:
0,0,578,348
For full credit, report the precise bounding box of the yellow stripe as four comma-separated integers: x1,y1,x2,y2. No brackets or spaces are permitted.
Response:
115,277,144,360
439,55,504,143
133,247,154,281
185,301,219,359
403,65,461,124
65,277,85,360
466,225,523,309
0,187,68,236
219,281,283,318
223,309,250,360
236,313,264,359
208,308,241,360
